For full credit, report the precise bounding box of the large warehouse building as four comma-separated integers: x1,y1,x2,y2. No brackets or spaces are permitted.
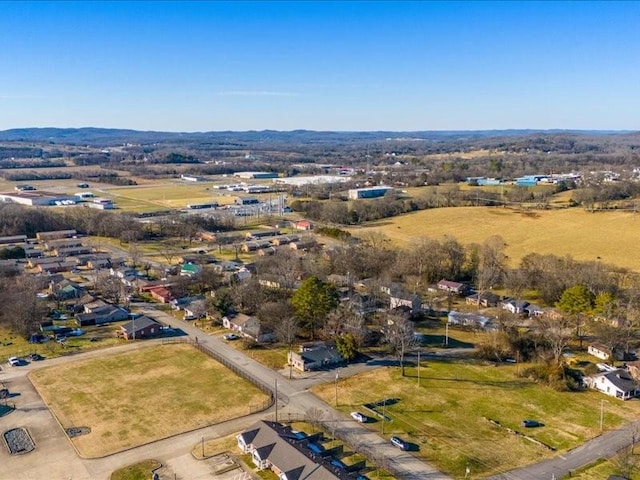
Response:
0,191,78,206
348,186,394,200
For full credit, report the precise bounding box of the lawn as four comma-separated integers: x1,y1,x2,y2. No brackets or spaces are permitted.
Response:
347,206,640,271
110,460,161,480
30,343,270,457
311,359,640,479
567,455,640,479
0,325,127,363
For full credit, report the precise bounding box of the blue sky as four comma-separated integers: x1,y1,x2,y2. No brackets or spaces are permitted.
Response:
0,1,639,131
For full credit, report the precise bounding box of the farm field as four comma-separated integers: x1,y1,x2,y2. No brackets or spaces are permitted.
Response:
30,343,270,457
311,359,640,479
347,206,640,270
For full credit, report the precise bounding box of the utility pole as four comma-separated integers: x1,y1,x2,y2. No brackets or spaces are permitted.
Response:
334,370,339,407
417,349,421,387
445,322,449,347
381,398,386,435
600,399,605,433
275,379,279,422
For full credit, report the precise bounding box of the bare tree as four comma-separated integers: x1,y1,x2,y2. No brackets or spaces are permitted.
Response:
0,275,49,338
100,276,126,305
383,312,418,376
275,314,300,379
305,407,326,433
537,313,573,365
128,241,142,268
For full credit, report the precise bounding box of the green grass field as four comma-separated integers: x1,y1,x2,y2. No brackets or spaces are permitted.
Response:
30,343,270,457
311,359,640,479
347,206,640,270
110,460,161,480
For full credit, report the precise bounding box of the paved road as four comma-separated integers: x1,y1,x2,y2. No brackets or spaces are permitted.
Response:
1,304,449,480
487,421,640,479
3,302,638,480
139,305,451,479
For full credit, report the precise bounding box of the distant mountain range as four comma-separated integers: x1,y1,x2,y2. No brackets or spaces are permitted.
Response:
0,127,636,147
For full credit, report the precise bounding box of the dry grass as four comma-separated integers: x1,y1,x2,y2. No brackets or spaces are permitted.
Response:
347,206,640,270
311,360,640,478
30,343,270,457
110,459,161,480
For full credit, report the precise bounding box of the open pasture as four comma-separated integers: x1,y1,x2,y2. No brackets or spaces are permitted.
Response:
29,343,270,457
347,206,640,270
312,359,640,479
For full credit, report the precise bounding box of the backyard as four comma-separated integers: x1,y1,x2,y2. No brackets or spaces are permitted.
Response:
311,358,640,479
30,343,270,457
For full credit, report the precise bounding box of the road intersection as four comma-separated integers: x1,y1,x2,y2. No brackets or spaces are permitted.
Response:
1,305,638,479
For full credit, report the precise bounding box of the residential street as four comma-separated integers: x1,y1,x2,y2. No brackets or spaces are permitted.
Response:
2,304,639,480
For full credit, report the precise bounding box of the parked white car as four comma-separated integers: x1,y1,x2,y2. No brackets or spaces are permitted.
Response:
350,411,367,423
8,357,20,367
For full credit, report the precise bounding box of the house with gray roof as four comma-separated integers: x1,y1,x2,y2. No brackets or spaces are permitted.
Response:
288,343,343,372
119,316,163,340
223,313,276,343
237,421,357,480
585,368,640,400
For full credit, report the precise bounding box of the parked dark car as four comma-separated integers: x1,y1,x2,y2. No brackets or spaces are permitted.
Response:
522,419,543,428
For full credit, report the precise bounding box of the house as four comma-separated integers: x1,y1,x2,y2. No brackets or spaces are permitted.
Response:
44,238,83,251
448,311,495,330
242,240,272,253
245,230,281,240
437,280,468,295
36,230,77,241
585,369,640,400
258,274,297,290
524,304,545,317
389,291,422,314
53,246,92,257
588,343,611,360
183,299,207,319
76,305,129,326
289,240,317,251
146,286,173,304
292,220,312,231
465,291,500,307
223,314,276,343
237,421,355,480
270,235,299,246
171,295,205,311
288,343,343,372
49,280,85,300
87,257,111,269
37,260,77,274
501,298,530,315
212,260,243,272
180,262,202,277
110,267,138,279
119,316,163,340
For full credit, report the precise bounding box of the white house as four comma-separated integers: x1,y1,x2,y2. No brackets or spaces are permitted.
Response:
588,343,611,361
585,368,640,400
